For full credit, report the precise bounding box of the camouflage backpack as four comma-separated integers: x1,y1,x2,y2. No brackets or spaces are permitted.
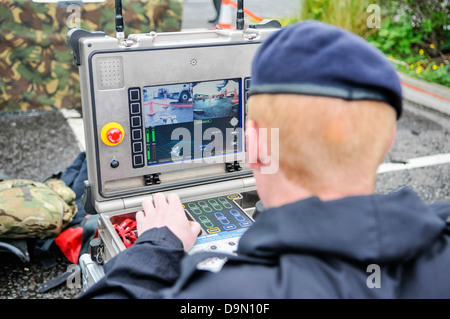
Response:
0,179,77,239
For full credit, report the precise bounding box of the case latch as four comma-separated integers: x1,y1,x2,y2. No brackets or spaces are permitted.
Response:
89,238,105,265
143,173,161,186
226,161,242,172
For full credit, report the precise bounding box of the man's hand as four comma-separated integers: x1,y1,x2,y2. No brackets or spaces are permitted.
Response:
136,192,201,252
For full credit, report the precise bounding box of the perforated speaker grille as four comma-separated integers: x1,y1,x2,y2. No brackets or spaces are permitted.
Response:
96,57,124,90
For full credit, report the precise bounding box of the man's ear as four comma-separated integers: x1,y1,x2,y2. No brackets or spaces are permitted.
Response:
246,119,280,176
246,119,261,172
386,125,396,153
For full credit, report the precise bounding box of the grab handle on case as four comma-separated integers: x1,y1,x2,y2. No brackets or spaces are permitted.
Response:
82,180,98,215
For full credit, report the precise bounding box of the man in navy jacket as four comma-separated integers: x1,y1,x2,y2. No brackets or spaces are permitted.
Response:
80,21,450,299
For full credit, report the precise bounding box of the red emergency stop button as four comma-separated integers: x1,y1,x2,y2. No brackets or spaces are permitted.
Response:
107,128,122,144
101,122,125,146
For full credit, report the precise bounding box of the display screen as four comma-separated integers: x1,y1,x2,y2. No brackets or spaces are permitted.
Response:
184,194,253,234
142,79,242,166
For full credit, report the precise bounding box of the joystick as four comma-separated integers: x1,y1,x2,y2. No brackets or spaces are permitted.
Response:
253,200,265,219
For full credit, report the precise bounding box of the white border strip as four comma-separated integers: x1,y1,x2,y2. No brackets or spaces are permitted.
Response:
60,108,86,151
378,153,450,174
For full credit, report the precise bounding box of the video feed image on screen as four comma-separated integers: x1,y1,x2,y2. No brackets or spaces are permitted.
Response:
142,79,242,167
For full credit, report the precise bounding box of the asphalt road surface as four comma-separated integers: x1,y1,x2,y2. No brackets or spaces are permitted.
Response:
1,0,449,300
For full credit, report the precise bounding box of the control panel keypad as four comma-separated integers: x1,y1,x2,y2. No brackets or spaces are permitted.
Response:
184,193,252,272
184,194,253,235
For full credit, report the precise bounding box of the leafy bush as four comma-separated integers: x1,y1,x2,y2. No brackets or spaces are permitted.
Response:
370,0,449,57
369,15,422,56
299,0,377,39
278,0,449,86
369,0,449,86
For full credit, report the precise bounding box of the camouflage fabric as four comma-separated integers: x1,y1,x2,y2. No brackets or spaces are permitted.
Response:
44,178,77,227
0,178,77,239
0,0,183,112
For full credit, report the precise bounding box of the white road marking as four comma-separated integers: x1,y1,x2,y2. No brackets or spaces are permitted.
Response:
378,153,450,174
60,108,85,151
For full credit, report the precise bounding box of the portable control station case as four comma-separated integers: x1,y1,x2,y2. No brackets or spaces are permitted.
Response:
68,2,281,290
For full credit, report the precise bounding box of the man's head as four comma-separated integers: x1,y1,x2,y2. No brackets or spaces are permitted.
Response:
246,21,402,206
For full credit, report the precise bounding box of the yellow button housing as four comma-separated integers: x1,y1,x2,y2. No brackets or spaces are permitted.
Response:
101,122,125,146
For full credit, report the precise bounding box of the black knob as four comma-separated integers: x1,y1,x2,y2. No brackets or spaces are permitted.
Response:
110,159,119,168
253,200,265,219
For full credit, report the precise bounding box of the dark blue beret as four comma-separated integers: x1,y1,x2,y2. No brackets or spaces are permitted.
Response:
249,21,403,119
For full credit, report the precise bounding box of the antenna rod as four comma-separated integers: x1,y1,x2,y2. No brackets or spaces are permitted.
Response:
236,0,244,30
115,0,125,39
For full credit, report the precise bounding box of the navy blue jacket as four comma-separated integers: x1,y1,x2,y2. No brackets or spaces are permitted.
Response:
80,188,450,298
